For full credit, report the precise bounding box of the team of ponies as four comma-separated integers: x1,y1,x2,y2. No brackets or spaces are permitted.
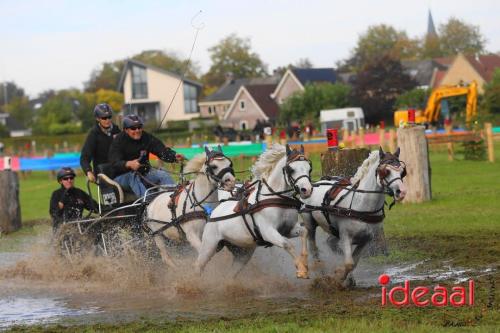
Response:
141,143,407,287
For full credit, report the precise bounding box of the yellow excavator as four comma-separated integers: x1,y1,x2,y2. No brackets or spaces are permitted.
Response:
394,81,478,126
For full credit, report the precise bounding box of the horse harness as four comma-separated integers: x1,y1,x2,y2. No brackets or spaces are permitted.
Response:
145,154,234,240
209,152,310,247
301,154,407,237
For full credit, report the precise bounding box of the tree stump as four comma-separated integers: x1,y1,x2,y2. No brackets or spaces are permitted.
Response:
397,126,432,203
321,148,387,256
0,171,22,234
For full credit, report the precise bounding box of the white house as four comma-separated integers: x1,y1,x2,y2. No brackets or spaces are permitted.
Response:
117,59,202,127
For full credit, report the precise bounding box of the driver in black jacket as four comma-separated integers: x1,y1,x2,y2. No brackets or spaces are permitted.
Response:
108,115,183,197
49,167,97,232
80,103,121,182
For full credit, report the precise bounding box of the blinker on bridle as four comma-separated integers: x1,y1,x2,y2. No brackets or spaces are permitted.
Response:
283,152,312,193
205,151,234,184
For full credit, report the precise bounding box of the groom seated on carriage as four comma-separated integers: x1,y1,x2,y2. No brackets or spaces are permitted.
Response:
49,167,98,232
107,114,184,198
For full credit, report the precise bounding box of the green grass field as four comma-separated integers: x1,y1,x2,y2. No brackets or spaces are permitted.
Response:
3,146,500,332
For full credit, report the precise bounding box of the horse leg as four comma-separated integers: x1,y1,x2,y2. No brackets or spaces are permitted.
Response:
153,234,177,268
288,222,309,278
227,244,256,278
301,213,321,265
262,227,309,279
183,220,204,253
344,233,372,288
194,223,220,275
334,233,354,285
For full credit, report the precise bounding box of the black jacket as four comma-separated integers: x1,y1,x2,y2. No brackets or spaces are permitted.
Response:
49,187,98,227
108,131,177,177
80,123,121,174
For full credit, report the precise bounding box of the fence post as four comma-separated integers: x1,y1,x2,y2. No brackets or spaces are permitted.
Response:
445,124,454,161
342,128,350,148
0,161,22,234
485,122,495,163
397,126,432,203
378,128,385,150
388,129,396,153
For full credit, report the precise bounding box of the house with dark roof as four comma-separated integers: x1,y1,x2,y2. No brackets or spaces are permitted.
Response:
270,68,337,104
222,84,279,130
198,76,279,119
401,59,450,88
0,112,31,137
117,59,202,126
436,53,500,93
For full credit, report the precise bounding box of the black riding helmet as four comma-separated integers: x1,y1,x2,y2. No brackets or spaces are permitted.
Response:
123,114,144,129
94,103,113,118
57,167,76,181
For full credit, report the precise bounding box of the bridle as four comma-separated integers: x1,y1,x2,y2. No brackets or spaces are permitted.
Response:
204,152,235,186
376,157,407,195
282,152,312,195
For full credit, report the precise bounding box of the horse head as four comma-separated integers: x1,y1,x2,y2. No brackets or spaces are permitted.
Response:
204,145,236,191
284,144,313,199
376,147,407,201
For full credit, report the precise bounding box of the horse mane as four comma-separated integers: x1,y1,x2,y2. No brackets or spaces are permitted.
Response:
350,150,380,184
251,144,286,180
184,153,206,174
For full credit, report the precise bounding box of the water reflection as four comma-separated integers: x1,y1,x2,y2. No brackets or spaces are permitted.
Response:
0,297,99,328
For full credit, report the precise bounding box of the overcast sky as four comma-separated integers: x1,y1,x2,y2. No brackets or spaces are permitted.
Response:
1,0,500,97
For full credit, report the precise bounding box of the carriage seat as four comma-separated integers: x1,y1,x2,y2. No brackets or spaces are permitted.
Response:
97,173,137,205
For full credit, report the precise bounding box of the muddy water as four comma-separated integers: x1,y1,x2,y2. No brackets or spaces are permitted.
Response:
0,230,488,328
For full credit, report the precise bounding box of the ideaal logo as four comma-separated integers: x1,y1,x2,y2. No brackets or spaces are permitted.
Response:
379,274,474,307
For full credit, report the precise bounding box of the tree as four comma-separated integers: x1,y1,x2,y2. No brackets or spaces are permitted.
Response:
5,96,32,128
395,87,430,110
344,24,420,71
32,90,84,135
203,34,268,89
482,68,500,115
273,58,314,77
438,17,486,56
350,57,417,124
85,50,200,92
279,83,351,124
0,82,25,113
85,61,124,92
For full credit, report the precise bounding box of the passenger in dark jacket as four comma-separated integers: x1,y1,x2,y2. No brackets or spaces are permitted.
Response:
80,103,120,182
49,167,98,232
108,115,182,197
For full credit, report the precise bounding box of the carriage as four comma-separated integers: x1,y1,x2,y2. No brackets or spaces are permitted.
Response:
54,173,176,260
55,146,237,262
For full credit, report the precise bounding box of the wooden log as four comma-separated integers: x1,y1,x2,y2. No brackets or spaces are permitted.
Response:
0,170,22,234
397,126,432,203
485,122,495,163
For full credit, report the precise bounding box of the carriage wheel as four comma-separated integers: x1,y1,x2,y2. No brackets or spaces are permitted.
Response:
53,223,93,260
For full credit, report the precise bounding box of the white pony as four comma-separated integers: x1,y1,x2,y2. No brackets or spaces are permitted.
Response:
145,146,236,268
300,147,407,287
195,144,313,279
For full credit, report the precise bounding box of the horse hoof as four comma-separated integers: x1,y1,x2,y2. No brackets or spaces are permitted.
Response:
296,270,310,279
